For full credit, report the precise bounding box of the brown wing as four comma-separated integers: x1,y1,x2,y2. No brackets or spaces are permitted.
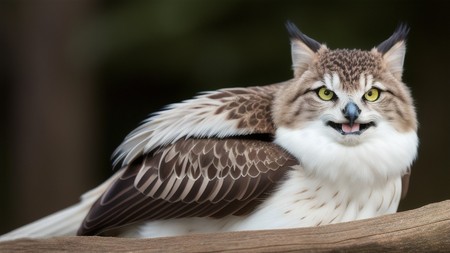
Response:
78,138,298,236
207,85,279,133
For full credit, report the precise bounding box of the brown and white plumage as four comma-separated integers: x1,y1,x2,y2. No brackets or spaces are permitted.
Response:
112,84,281,167
79,83,301,236
0,22,418,240
80,138,297,235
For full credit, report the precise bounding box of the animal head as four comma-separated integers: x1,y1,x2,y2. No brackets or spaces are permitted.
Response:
273,22,418,185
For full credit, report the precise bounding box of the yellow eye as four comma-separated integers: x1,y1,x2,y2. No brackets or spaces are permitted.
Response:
317,87,335,101
364,88,380,102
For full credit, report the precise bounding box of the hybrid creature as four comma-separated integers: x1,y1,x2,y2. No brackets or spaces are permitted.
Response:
1,22,418,240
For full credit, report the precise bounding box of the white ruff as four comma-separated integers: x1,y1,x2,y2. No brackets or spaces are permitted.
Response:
274,122,418,186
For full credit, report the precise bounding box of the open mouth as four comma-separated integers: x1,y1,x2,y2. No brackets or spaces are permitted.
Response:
327,121,375,135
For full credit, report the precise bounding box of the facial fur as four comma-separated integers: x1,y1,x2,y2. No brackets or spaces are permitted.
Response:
273,49,417,133
273,24,418,186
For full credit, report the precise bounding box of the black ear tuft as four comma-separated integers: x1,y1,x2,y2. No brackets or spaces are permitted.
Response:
286,21,321,53
377,23,410,54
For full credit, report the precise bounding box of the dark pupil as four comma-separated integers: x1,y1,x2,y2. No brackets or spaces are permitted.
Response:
368,91,373,96
324,90,330,96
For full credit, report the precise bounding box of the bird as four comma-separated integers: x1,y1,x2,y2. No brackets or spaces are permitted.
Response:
0,21,418,240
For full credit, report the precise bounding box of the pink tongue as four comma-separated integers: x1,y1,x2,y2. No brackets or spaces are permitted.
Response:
342,123,360,133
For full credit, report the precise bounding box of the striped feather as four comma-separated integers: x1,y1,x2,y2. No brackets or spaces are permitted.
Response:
78,138,298,235
112,84,283,167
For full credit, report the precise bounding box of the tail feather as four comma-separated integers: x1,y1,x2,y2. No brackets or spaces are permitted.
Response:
0,170,123,241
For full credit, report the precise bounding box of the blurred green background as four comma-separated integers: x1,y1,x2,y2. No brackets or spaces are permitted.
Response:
0,0,449,234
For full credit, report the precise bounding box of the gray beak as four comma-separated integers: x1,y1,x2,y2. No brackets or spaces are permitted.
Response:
342,102,361,127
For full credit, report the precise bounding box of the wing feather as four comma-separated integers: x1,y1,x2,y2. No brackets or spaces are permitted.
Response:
78,83,300,235
112,83,285,166
78,138,298,235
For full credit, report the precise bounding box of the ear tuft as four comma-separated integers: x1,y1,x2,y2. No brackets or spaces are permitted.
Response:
377,23,409,80
377,23,409,54
286,21,322,53
286,21,323,77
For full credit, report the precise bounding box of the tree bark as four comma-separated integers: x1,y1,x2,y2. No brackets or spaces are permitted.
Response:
1,200,449,252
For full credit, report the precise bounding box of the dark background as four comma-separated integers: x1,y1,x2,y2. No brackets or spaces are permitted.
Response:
0,0,449,234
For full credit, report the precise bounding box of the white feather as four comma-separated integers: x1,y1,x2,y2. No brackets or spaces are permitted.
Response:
112,90,254,167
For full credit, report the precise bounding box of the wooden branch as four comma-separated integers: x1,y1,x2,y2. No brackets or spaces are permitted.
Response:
1,200,449,252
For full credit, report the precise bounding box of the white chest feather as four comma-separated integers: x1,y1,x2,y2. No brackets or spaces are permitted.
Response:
230,168,401,231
